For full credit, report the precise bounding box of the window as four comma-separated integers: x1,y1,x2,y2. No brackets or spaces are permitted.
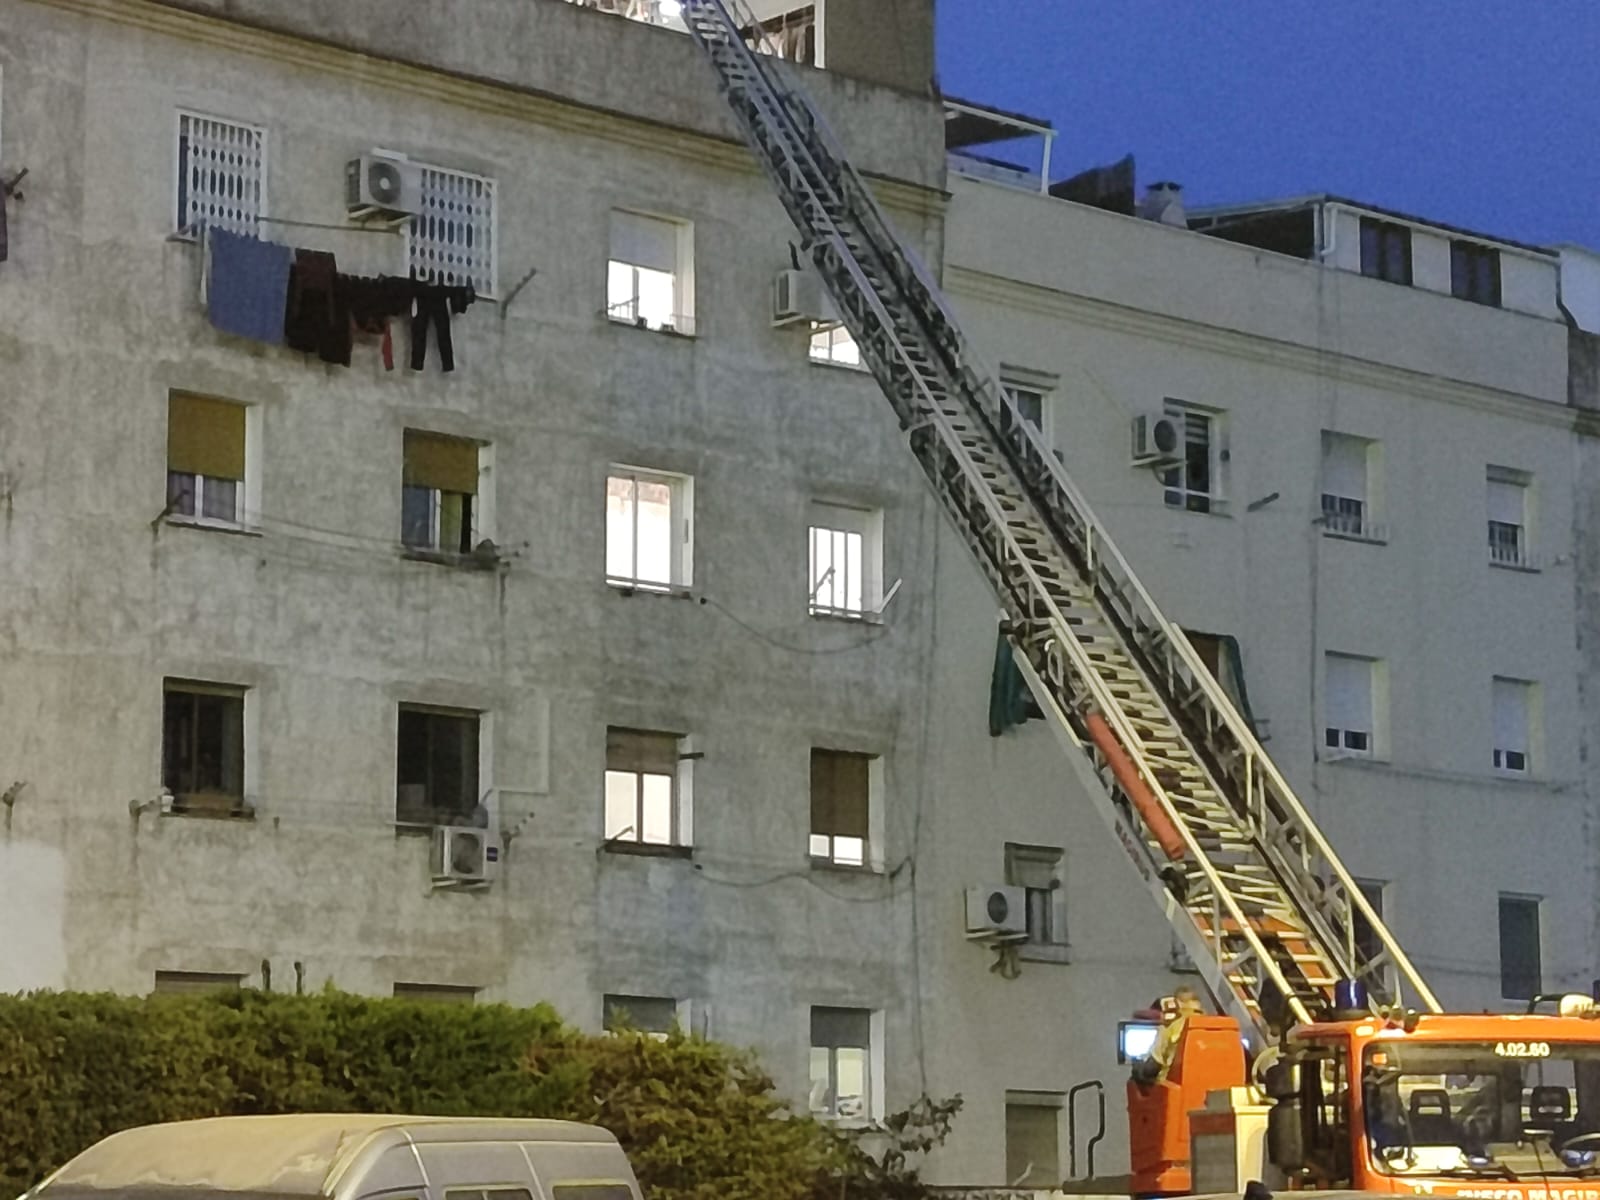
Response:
603,993,678,1037
809,502,882,618
1498,893,1542,1001
1005,843,1067,961
1487,467,1530,567
1323,653,1377,757
396,705,480,825
402,431,481,556
1350,879,1387,970
1161,403,1220,513
604,727,690,849
1321,432,1375,538
152,970,243,995
1492,677,1533,774
1359,217,1412,285
1451,240,1502,307
606,467,692,590
1003,382,1047,436
810,749,872,867
175,111,265,238
810,324,862,367
809,1006,872,1119
162,680,246,816
1005,1095,1062,1188
409,162,497,296
393,982,479,1005
167,393,247,527
608,210,692,333
745,5,818,63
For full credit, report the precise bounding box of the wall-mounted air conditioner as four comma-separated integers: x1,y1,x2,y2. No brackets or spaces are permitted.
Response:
431,825,496,886
346,153,421,219
1130,411,1183,468
965,885,1028,942
772,268,840,327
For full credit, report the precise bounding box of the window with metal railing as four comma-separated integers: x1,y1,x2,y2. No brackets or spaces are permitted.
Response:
409,163,497,297
1487,467,1531,568
175,111,265,238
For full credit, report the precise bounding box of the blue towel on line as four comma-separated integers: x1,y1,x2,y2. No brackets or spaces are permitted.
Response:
207,227,292,344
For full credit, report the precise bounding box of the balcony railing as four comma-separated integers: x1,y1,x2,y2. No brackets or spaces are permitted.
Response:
1489,520,1527,567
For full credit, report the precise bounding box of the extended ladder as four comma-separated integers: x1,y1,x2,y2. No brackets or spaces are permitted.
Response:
680,0,1441,1044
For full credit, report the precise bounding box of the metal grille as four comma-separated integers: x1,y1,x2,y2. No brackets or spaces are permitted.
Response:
410,165,496,296
176,112,265,237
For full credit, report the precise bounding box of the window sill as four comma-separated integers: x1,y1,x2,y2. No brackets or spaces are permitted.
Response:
165,515,262,538
809,607,883,625
394,817,483,835
602,841,694,860
808,356,870,373
608,578,695,599
606,314,697,340
400,546,502,571
1018,941,1073,965
1490,559,1540,574
809,858,882,876
1321,528,1387,546
163,797,255,820
1162,500,1230,518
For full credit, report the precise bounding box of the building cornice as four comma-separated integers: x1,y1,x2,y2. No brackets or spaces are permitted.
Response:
947,263,1579,432
26,0,947,220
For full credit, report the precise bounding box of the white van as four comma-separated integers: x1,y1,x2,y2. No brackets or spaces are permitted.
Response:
20,1115,643,1200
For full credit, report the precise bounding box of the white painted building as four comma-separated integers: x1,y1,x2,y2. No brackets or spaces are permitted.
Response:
1,0,1596,1190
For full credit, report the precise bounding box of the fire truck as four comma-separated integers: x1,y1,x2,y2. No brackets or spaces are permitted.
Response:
673,2,1600,1194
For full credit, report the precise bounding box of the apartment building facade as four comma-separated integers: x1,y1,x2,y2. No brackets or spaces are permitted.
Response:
2,0,1596,1190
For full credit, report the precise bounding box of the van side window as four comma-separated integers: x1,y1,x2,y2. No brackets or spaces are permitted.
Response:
447,1189,534,1200
551,1188,633,1200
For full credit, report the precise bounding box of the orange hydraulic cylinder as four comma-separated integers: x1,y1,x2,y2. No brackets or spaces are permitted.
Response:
1085,711,1186,862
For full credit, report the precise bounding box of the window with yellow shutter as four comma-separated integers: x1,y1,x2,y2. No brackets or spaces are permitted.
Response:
166,393,246,526
402,430,481,555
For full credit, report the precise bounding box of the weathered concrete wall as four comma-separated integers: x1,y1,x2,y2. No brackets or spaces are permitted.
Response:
822,0,936,96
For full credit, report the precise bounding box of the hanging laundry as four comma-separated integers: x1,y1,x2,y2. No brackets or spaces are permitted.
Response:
206,228,292,343
410,281,477,372
342,275,418,372
284,248,350,365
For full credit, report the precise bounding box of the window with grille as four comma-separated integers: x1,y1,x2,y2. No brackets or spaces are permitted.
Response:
1321,431,1376,538
408,163,497,296
1487,467,1530,567
175,111,265,238
1161,403,1221,513
809,501,882,618
1492,677,1534,774
1324,652,1379,757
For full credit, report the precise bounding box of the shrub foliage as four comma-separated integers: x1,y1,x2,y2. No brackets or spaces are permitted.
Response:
0,990,955,1200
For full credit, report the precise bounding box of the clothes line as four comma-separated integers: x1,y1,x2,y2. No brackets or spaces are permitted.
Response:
258,214,401,234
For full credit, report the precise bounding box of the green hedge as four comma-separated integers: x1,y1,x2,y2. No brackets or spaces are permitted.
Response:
0,990,954,1200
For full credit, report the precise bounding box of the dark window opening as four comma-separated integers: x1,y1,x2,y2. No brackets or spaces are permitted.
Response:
1451,240,1502,307
1498,894,1542,1001
162,682,245,814
1360,218,1413,285
396,706,480,825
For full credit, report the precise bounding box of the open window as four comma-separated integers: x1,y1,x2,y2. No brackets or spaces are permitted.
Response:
1161,401,1223,513
161,680,247,817
1487,466,1532,568
402,431,484,557
810,748,875,868
808,502,883,618
1321,432,1380,540
396,704,481,826
608,210,693,334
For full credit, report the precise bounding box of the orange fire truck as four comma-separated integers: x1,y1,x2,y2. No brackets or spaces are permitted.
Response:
672,3,1600,1195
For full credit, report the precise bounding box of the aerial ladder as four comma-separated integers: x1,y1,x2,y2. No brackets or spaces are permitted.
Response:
677,0,1438,1045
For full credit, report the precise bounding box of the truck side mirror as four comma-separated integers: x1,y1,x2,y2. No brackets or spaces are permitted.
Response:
1268,1098,1305,1171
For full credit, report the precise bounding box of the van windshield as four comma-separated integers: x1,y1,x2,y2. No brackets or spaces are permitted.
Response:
1363,1041,1600,1179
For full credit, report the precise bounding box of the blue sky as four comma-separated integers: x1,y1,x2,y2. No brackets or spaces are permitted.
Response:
935,2,1600,249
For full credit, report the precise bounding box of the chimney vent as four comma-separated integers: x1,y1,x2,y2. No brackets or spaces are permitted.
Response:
1139,181,1187,228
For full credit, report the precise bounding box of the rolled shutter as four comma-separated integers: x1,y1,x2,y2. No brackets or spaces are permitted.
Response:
810,749,868,839
168,394,245,480
610,211,678,273
1321,433,1367,500
404,432,478,495
1487,480,1523,526
606,727,679,775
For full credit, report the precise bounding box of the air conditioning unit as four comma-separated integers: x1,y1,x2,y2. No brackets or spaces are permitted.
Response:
430,825,496,886
965,885,1028,942
346,153,421,219
772,268,840,327
1130,410,1183,468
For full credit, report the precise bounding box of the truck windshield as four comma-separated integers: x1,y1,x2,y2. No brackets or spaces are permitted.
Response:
1363,1041,1600,1178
